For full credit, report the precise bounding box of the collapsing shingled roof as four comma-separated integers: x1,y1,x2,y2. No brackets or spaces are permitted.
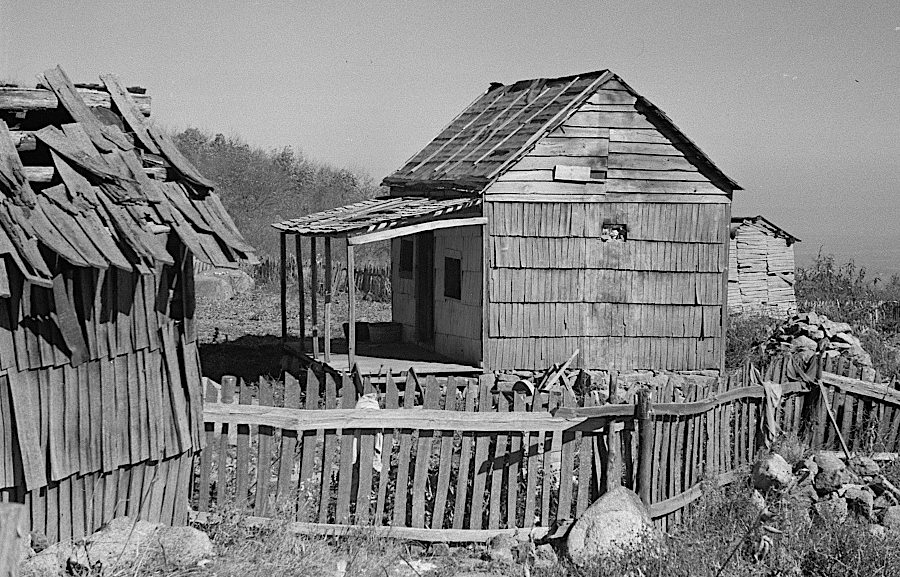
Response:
0,65,255,291
383,69,740,194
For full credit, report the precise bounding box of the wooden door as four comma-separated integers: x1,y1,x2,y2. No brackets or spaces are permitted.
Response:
415,232,435,343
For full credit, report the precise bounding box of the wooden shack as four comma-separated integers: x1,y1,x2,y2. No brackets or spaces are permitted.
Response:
275,70,740,375
728,216,799,315
0,66,254,542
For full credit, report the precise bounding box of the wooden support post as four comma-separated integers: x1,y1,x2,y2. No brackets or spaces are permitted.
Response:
637,389,653,507
347,240,356,371
295,235,305,353
324,237,333,363
279,232,287,347
310,237,320,359
0,502,25,577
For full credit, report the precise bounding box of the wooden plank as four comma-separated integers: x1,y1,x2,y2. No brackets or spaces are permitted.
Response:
354,377,377,524
235,380,252,509
276,373,301,509
197,379,219,512
298,367,321,521
99,73,160,153
348,217,486,246
487,390,509,529
391,371,418,526
469,375,493,529
411,376,441,528
374,371,399,525
254,379,275,516
541,391,561,526
523,390,543,528
318,372,339,523
431,377,458,530
506,391,525,528
324,237,332,363
452,380,478,529
216,376,237,507
335,373,357,524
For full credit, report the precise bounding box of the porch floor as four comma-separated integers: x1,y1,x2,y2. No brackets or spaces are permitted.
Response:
283,339,481,376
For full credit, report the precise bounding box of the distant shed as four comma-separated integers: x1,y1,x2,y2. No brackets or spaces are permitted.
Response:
728,216,799,315
0,67,254,542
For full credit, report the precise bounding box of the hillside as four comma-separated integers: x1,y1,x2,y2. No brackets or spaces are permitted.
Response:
172,128,387,260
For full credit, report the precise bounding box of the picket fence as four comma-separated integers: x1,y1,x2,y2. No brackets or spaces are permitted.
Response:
191,354,898,540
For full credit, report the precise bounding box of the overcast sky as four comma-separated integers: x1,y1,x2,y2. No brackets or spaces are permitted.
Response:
2,1,898,274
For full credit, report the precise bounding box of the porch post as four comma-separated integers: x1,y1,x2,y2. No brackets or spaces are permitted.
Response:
279,232,287,347
295,234,305,353
324,237,333,363
310,237,319,359
347,239,356,371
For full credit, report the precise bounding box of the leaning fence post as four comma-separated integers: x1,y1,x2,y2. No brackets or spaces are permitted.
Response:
636,389,653,507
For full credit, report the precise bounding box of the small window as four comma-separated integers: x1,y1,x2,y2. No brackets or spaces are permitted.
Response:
399,238,414,279
601,223,627,242
444,257,461,300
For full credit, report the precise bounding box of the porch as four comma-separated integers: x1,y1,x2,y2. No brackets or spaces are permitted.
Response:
272,196,485,376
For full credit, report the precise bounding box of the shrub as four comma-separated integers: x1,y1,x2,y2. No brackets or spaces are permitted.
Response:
725,313,778,371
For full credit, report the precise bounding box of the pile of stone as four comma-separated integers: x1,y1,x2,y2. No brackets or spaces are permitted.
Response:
765,312,872,368
752,452,900,534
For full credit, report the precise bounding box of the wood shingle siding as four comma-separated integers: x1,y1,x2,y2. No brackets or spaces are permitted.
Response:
0,66,253,542
728,216,799,315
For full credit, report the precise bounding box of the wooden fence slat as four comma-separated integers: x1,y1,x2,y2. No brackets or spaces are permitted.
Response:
297,367,320,520
452,380,478,530
216,376,236,507
374,371,399,525
411,376,441,528
353,376,377,525
254,379,275,516
576,389,593,517
391,371,418,526
197,379,219,512
507,390,525,528
470,375,493,529
318,372,339,523
276,373,301,510
487,390,509,529
235,379,252,509
432,377,458,530
335,374,357,524
523,390,543,528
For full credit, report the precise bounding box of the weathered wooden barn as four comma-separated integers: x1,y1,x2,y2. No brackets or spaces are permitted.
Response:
728,215,799,315
0,67,253,542
275,69,740,375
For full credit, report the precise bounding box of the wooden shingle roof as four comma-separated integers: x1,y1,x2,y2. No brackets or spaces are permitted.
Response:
273,196,481,236
0,66,255,289
731,215,800,244
383,69,740,193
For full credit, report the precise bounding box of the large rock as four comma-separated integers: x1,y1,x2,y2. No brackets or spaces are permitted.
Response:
814,496,849,523
195,268,255,301
22,517,213,575
849,455,880,477
814,452,849,493
843,485,875,519
752,454,794,492
882,506,900,531
566,487,654,565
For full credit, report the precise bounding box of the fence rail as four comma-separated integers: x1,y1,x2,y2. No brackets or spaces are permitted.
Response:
192,354,898,540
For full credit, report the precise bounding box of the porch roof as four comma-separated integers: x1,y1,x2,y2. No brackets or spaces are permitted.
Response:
271,196,482,237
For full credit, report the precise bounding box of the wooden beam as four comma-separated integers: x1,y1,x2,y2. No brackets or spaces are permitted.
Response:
0,86,152,116
347,217,487,246
324,237,332,363
484,192,730,203
191,511,549,543
295,234,305,354
310,237,319,359
280,232,287,347
347,240,356,371
203,402,629,432
23,165,165,182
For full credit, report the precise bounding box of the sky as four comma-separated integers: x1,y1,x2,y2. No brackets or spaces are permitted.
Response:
2,0,899,275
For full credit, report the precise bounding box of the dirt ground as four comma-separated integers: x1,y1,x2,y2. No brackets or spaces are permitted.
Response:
196,284,391,382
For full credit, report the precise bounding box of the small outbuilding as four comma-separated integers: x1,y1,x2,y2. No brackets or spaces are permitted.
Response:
0,67,253,542
728,215,800,315
275,69,741,376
